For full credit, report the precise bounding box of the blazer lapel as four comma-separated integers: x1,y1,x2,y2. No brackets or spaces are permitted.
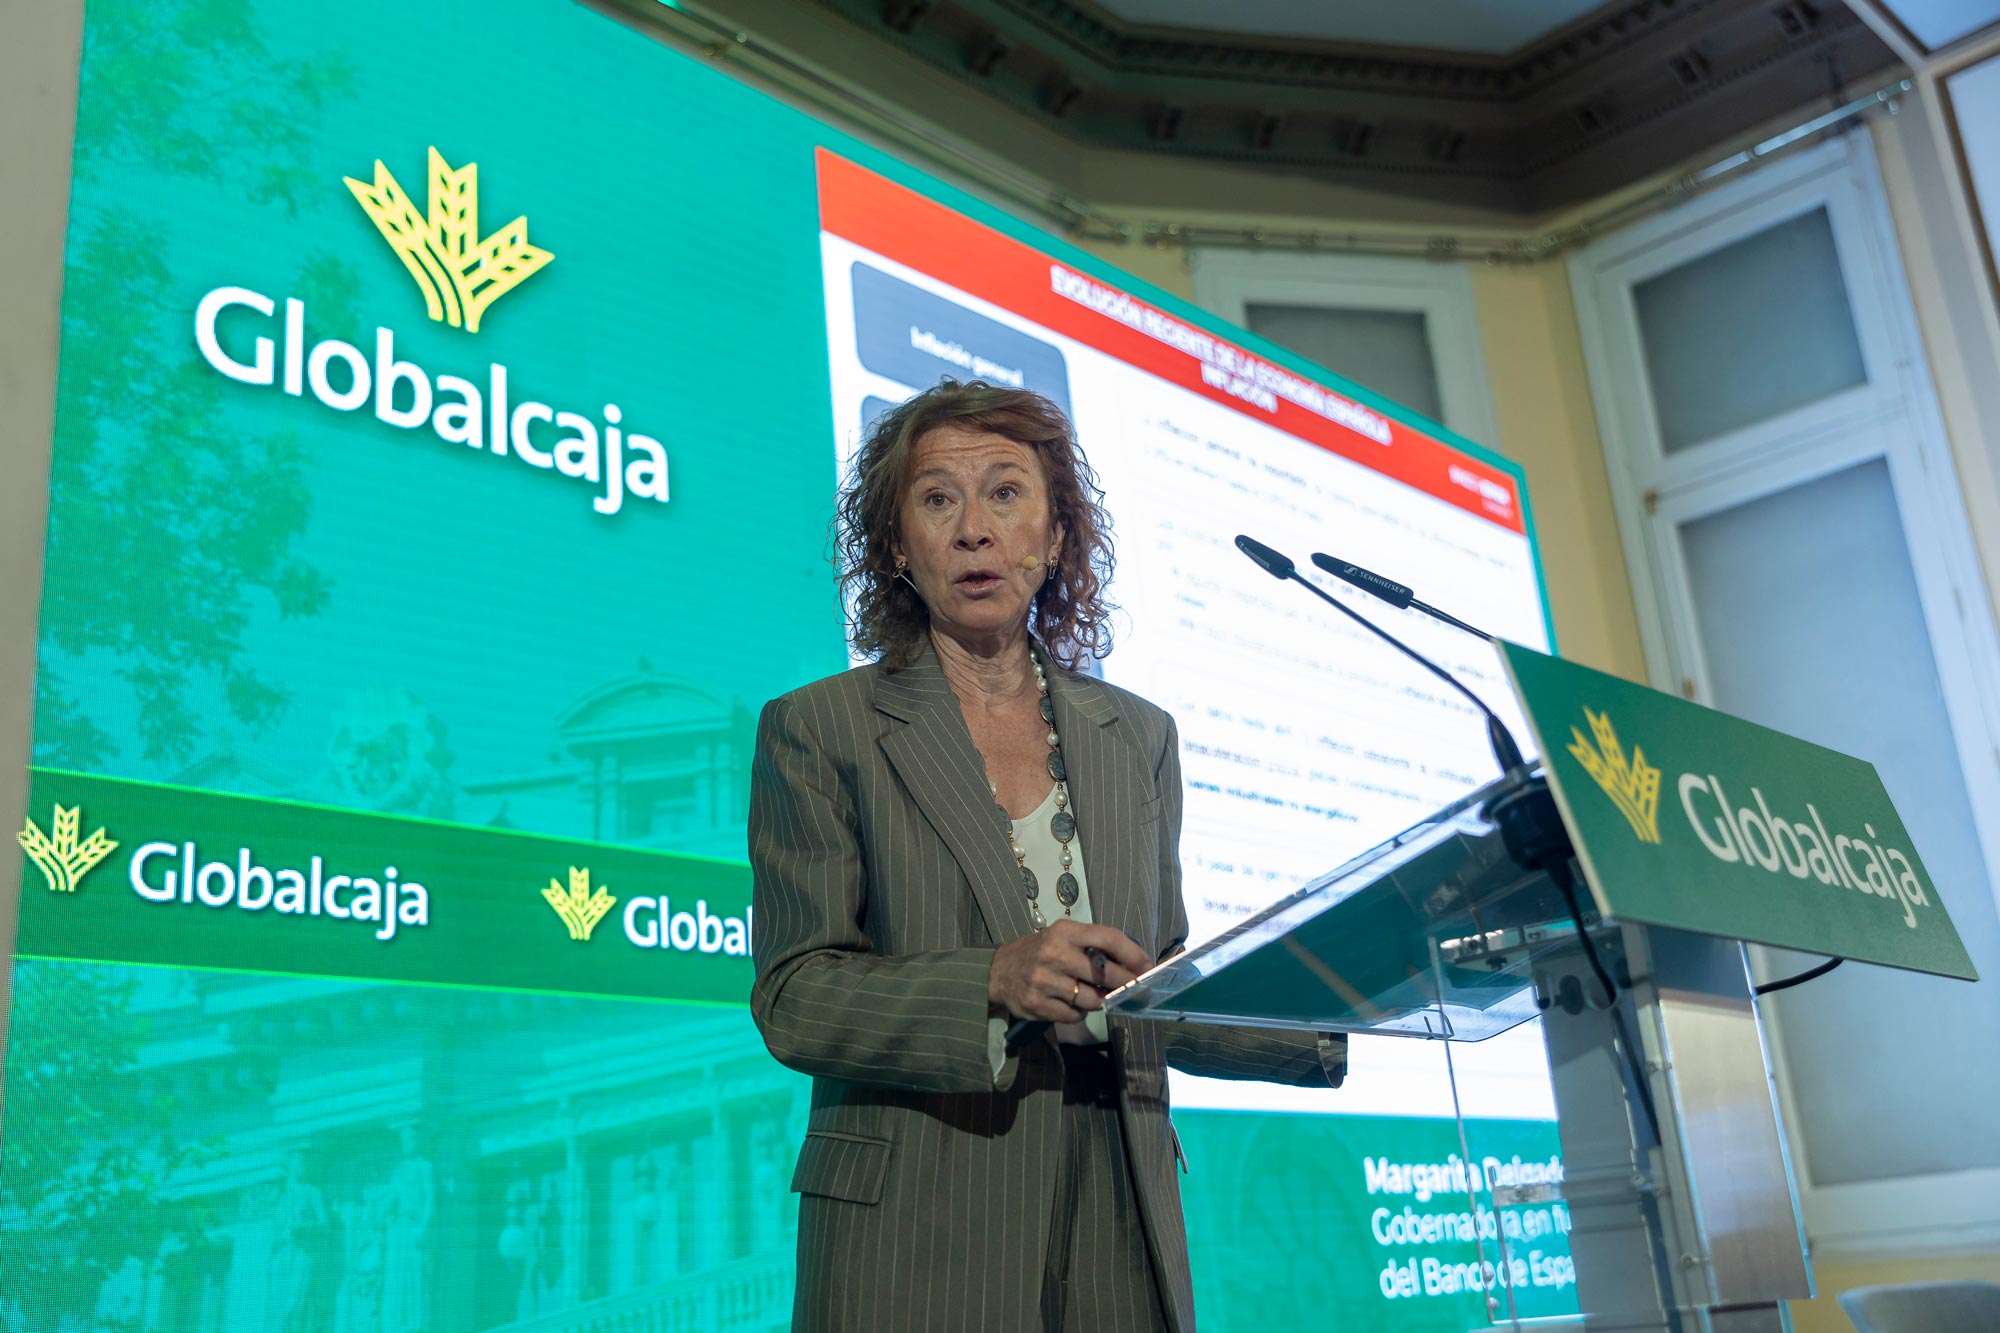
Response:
1046,666,1147,949
874,652,1043,944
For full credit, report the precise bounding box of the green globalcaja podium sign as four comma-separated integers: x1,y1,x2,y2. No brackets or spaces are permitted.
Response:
1500,645,1978,980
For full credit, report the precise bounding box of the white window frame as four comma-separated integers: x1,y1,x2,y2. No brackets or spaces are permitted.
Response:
1188,248,1502,449
1569,132,2000,1262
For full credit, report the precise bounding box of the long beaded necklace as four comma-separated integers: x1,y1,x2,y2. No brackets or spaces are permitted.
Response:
987,650,1079,930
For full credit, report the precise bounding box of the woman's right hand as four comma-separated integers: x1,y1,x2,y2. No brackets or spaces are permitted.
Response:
988,920,1153,1023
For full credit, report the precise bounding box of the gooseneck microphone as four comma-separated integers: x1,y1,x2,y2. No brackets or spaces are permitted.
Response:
1233,535,1526,775
1310,552,1499,642
1261,540,1667,1132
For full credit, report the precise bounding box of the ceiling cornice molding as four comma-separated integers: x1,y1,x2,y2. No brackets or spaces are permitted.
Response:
802,0,1897,210
998,0,1726,95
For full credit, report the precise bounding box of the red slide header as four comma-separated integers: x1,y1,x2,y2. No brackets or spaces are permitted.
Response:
815,149,1524,534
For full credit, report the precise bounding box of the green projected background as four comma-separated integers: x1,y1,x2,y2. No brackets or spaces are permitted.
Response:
4,0,1573,1329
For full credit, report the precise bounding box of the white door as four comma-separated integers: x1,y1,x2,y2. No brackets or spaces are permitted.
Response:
1571,133,2000,1260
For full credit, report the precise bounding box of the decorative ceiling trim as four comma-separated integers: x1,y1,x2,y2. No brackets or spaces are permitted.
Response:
802,0,1898,210
999,0,1723,94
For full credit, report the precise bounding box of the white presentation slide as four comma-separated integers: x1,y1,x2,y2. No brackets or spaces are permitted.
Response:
817,152,1556,1119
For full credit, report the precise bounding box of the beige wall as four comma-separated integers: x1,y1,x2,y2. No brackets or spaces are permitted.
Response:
1469,262,1646,680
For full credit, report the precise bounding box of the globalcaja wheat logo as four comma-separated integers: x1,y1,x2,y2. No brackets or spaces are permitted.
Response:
18,804,119,893
344,147,552,334
544,866,616,941
190,148,668,517
1566,708,1661,844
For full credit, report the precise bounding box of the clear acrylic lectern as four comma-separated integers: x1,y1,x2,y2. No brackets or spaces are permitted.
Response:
1107,765,1813,1333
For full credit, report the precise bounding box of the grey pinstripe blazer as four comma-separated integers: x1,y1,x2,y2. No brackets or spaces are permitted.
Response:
748,647,1347,1332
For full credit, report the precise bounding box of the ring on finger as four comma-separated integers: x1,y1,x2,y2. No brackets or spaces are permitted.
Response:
1070,979,1081,1007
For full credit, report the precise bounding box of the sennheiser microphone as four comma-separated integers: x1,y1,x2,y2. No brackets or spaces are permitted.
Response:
1310,552,1498,642
1295,551,1651,1106
1312,556,1412,608
1234,534,1295,579
1235,534,1525,774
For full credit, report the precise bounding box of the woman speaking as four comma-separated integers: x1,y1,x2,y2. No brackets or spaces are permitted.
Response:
749,380,1346,1332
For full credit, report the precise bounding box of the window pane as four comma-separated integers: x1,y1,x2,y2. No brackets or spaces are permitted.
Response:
1633,208,1867,453
1947,54,2000,272
1678,458,2000,1184
1884,0,2000,49
1245,303,1444,425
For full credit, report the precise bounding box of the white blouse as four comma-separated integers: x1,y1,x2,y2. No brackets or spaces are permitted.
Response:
988,783,1109,1078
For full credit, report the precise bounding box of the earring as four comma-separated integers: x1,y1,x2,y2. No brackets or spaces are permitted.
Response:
893,556,919,594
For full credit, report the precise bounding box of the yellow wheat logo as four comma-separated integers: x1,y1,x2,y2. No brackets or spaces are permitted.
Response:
543,866,616,941
18,804,119,894
344,147,552,334
1567,708,1662,844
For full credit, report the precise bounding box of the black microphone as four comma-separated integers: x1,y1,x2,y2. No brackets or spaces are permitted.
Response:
1310,552,1498,642
1235,534,1525,774
1235,533,1295,579
1296,550,1640,1100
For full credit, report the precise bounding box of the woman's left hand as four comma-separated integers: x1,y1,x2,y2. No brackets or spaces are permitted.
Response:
987,920,1151,1023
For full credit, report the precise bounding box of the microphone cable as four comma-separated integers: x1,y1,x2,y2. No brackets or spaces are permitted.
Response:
1754,956,1843,995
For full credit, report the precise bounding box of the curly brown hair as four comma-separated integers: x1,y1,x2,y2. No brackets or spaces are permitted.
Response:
835,380,1116,670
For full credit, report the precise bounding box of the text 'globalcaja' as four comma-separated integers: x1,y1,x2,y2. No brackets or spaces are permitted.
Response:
193,286,668,517
1676,775,1933,927
130,842,430,942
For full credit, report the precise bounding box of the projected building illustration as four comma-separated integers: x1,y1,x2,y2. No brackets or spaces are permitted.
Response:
21,962,800,1333
461,667,755,858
